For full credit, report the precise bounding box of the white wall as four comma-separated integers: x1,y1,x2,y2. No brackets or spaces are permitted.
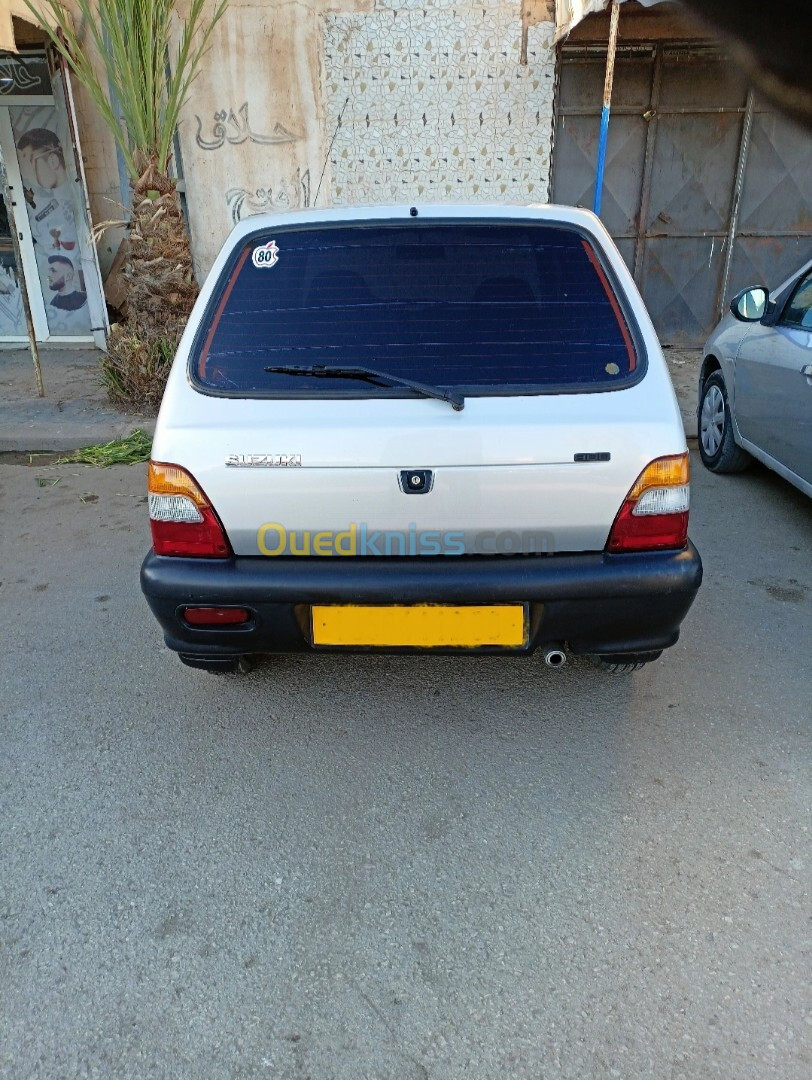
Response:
324,2,556,207
175,0,331,278
175,0,557,277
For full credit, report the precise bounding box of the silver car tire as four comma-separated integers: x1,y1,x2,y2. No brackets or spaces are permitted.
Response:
698,371,751,474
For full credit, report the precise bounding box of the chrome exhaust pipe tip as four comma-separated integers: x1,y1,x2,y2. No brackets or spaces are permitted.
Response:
543,645,567,669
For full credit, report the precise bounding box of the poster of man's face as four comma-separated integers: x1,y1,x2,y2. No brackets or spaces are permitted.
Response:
47,254,87,313
8,106,93,336
16,127,68,192
47,254,73,293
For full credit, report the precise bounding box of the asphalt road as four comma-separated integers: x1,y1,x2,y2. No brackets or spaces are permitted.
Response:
1,453,810,1079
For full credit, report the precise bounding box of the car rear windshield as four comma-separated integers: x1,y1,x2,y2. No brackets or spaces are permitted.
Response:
193,221,639,396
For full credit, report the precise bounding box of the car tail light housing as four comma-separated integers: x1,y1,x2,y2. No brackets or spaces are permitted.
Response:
148,461,232,558
183,606,250,626
607,453,690,553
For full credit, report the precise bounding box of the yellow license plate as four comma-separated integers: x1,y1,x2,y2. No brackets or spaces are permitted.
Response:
311,604,528,648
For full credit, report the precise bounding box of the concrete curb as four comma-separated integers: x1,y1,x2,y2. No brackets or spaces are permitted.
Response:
1,347,156,453
0,416,156,454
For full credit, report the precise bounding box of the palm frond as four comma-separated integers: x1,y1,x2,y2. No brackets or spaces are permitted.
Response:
25,0,227,184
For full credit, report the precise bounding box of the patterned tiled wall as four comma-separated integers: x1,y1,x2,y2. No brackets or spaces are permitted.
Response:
323,2,557,205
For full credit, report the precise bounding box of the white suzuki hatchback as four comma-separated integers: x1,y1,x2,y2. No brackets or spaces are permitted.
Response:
141,205,701,673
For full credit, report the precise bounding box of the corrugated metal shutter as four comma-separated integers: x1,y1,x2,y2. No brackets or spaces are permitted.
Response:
553,43,812,344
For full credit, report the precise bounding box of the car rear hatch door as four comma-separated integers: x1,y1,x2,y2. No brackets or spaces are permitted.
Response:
157,376,684,556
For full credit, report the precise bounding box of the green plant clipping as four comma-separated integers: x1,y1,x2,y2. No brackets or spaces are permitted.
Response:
54,429,153,467
101,334,175,412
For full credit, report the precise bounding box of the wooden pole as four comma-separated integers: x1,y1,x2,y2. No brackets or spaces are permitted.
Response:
0,160,44,396
593,0,621,217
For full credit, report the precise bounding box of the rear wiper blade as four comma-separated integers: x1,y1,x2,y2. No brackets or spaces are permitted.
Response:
263,363,464,411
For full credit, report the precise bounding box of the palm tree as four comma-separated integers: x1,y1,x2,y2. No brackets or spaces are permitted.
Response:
26,0,227,409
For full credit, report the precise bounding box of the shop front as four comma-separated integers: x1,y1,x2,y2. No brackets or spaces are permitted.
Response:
0,48,107,347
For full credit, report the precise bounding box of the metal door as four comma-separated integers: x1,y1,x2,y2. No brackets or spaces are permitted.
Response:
724,108,812,311
0,50,108,346
553,43,812,346
50,57,109,349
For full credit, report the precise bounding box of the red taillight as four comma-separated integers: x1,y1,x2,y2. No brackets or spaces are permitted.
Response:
607,503,689,552
148,461,232,558
607,453,690,553
183,606,250,626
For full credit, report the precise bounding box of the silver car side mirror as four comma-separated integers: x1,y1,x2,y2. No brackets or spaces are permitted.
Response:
730,286,768,322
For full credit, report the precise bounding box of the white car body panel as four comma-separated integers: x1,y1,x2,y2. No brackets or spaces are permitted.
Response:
154,204,686,556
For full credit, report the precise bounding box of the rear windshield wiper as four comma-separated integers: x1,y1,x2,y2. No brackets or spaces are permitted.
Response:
263,363,465,412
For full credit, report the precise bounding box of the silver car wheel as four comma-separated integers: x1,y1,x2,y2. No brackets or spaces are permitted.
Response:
700,383,725,456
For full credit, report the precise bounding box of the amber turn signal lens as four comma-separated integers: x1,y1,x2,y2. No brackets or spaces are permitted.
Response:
148,461,210,506
627,453,689,500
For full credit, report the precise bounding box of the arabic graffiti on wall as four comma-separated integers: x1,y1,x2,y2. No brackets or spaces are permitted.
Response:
226,169,312,224
194,102,300,151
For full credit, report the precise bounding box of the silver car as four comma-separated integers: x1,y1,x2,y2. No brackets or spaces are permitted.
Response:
141,204,702,674
698,258,812,496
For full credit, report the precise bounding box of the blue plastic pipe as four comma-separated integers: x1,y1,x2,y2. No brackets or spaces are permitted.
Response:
593,1,621,218
593,104,611,216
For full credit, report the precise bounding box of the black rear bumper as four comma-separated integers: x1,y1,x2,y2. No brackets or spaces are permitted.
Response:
140,543,702,659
